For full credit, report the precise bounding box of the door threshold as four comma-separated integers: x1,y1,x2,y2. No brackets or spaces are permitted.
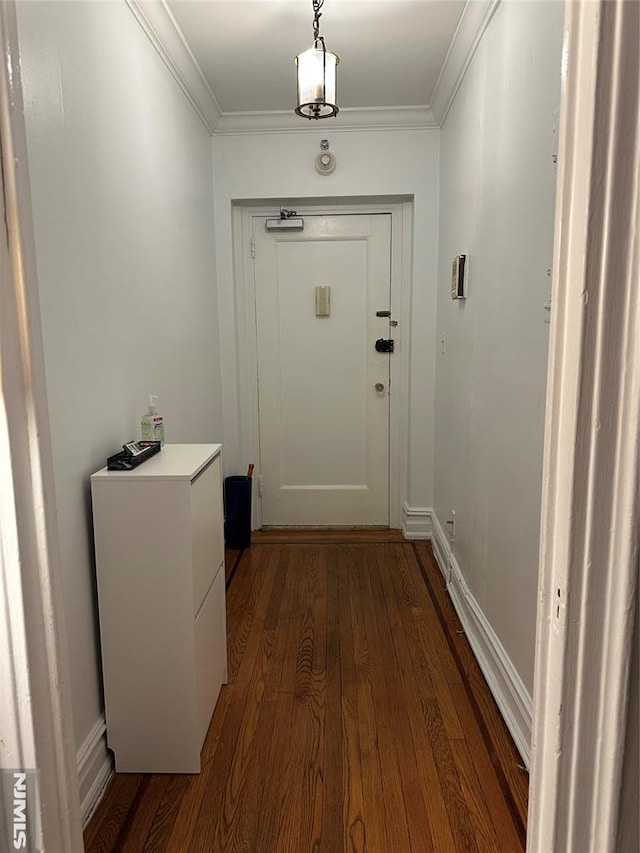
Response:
260,525,392,531
252,528,405,545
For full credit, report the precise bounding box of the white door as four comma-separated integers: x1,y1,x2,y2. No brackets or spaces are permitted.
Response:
254,213,392,526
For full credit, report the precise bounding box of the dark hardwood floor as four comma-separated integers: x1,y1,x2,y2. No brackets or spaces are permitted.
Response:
85,532,528,852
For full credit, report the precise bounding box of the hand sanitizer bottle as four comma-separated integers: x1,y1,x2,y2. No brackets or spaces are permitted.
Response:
141,395,165,445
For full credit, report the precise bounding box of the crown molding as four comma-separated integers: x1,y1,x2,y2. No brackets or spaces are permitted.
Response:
125,0,221,134
429,0,501,126
126,0,497,135
214,106,437,136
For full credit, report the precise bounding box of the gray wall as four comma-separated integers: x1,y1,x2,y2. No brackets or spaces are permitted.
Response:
16,0,222,754
433,0,564,693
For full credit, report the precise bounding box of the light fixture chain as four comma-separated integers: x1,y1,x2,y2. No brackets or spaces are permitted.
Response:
312,0,324,45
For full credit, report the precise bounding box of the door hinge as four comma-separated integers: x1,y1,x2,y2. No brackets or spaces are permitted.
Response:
258,475,263,497
250,235,256,259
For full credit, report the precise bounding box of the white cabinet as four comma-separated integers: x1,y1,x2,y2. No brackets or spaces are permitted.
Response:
90,444,227,773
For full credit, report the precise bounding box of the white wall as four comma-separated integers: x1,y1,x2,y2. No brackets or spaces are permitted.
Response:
16,0,221,770
212,128,439,513
433,0,564,694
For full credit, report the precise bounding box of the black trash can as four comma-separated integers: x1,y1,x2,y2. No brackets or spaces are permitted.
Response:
223,475,252,549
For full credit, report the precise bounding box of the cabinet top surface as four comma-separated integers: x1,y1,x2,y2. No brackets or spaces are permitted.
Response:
91,443,222,482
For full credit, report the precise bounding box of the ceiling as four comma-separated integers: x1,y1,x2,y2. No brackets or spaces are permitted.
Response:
166,0,468,115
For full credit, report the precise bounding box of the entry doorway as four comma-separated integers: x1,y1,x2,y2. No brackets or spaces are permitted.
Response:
253,213,393,526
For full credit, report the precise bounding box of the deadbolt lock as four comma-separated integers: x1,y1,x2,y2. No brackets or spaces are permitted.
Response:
375,338,395,354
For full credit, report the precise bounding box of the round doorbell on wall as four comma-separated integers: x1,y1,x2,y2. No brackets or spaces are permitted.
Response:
315,150,336,176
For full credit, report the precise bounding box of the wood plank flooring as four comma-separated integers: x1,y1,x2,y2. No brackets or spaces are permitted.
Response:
85,532,528,852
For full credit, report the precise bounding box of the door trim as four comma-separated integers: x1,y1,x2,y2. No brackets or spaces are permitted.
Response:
528,0,640,849
0,2,84,848
232,199,413,530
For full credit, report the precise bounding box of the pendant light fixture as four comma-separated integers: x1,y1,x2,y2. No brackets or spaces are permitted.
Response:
295,0,339,119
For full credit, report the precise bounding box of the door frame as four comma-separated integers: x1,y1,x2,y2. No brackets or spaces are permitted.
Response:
0,1,84,849
232,199,413,530
528,0,639,849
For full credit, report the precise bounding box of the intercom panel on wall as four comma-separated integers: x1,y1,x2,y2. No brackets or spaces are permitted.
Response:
451,254,467,299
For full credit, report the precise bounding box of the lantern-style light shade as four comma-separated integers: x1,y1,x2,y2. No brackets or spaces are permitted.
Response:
295,47,340,119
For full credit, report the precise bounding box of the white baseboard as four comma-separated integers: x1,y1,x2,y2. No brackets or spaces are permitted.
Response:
429,511,451,578
430,512,533,768
401,503,434,539
76,714,113,827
